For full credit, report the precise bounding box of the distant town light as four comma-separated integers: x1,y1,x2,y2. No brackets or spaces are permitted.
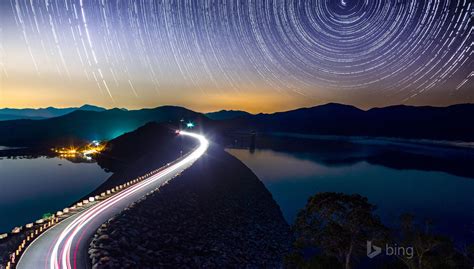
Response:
52,140,105,160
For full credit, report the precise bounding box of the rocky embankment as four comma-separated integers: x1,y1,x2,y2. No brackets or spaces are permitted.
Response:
89,144,291,268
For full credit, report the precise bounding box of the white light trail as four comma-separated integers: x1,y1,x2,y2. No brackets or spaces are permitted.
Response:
47,131,208,269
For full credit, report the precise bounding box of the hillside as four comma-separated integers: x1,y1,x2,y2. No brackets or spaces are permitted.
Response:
0,106,207,147
0,104,105,120
85,122,198,198
0,114,46,121
228,103,474,142
205,110,251,120
1,103,473,147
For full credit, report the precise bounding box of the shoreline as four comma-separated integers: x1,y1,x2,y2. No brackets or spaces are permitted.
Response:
269,132,474,150
89,144,292,268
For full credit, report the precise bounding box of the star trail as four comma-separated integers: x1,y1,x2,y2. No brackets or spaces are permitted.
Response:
0,0,472,112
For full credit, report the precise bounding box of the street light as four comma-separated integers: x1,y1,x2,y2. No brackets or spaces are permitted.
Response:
186,122,195,128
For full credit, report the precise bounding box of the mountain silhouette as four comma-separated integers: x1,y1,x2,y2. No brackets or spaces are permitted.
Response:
205,110,252,120
0,106,207,147
0,104,106,121
0,103,473,147
227,103,474,142
0,114,47,121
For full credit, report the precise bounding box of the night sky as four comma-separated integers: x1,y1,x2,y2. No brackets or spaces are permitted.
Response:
0,0,472,112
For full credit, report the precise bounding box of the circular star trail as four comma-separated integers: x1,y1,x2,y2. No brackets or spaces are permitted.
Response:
2,0,473,110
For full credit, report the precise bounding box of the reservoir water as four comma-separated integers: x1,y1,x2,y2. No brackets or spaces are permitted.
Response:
227,136,474,245
0,156,110,232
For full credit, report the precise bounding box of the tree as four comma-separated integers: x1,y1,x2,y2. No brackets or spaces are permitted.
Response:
467,244,474,265
284,252,341,269
394,213,471,269
292,192,387,269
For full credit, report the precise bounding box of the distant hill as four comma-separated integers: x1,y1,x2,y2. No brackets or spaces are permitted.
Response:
0,104,106,121
0,114,46,121
0,106,207,147
81,121,198,200
0,103,473,147
227,103,474,142
205,110,251,120
96,121,197,175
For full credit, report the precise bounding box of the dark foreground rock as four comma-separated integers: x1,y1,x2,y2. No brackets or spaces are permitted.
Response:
89,144,291,268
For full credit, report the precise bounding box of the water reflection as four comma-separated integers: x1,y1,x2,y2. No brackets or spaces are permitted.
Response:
227,139,474,244
0,156,110,232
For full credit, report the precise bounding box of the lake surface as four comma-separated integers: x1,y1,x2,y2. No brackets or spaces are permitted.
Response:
227,136,474,244
0,156,110,232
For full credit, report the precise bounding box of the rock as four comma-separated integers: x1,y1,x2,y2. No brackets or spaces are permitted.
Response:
88,145,291,268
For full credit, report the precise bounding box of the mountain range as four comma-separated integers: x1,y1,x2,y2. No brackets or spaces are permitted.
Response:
205,110,252,120
0,105,250,122
0,104,106,121
228,103,474,141
0,103,472,147
0,106,207,147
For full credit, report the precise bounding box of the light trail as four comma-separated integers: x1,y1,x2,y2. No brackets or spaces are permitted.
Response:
17,131,208,269
4,0,473,107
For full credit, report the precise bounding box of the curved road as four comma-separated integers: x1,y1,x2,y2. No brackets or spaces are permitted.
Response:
17,131,208,269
